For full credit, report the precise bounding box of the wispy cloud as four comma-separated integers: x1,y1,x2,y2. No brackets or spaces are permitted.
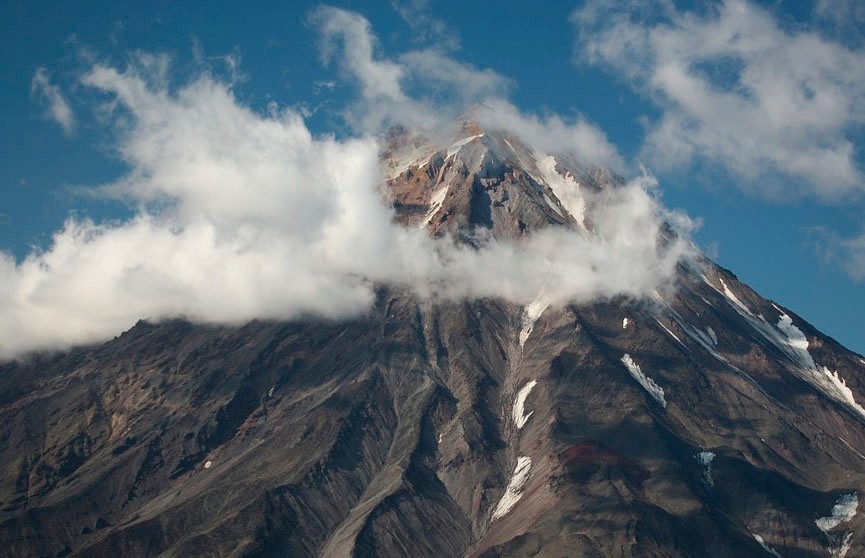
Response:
390,0,461,50
815,0,865,44
309,6,619,167
572,0,865,201
311,7,407,103
472,99,624,172
808,227,865,282
31,67,75,135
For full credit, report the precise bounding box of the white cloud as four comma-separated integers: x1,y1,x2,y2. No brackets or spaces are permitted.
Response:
390,0,460,50
815,0,865,41
311,7,406,103
31,67,75,135
472,99,625,171
310,6,508,135
572,0,865,200
842,233,865,281
309,6,620,167
810,227,865,282
0,12,692,360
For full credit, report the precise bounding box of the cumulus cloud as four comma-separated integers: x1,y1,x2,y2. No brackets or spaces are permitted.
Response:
31,67,76,135
572,0,865,200
0,10,692,360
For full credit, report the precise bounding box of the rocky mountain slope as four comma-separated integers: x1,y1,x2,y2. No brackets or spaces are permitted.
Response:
2,127,865,557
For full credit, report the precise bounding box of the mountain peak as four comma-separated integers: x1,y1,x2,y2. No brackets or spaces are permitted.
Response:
384,126,615,240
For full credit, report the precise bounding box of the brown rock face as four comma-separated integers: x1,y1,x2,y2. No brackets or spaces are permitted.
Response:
2,129,865,557
383,126,616,241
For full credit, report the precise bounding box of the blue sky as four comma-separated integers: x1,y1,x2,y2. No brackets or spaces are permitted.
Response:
2,0,864,356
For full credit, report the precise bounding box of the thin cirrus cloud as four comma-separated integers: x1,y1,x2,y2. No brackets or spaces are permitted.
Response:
1,7,694,360
31,67,76,135
572,0,865,201
390,0,461,51
809,227,865,282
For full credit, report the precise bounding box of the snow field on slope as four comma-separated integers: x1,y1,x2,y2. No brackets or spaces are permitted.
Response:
695,451,715,487
705,276,865,420
654,318,685,347
519,298,549,348
718,277,752,315
816,493,859,532
534,154,587,230
422,185,449,227
621,354,667,408
446,133,484,158
753,534,782,557
491,456,532,520
512,380,537,430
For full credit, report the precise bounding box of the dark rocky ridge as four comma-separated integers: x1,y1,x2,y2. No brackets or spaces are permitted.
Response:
2,129,865,557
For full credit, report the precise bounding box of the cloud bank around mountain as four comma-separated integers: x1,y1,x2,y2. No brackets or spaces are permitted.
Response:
0,7,693,360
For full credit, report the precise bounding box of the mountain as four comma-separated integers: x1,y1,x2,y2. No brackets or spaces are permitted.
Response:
2,127,865,558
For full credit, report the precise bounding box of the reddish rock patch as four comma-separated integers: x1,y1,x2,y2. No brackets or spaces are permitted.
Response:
560,441,649,486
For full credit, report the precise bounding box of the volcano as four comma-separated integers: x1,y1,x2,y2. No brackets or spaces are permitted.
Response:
2,126,865,558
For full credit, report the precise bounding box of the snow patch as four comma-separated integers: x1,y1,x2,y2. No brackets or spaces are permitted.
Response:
776,312,809,352
519,298,549,348
512,380,538,429
702,279,865,420
706,326,718,345
654,318,685,347
535,154,587,230
817,494,858,558
385,145,435,179
753,534,782,557
718,277,752,315
773,313,865,421
652,298,781,403
621,354,667,408
695,451,715,487
623,317,629,330
446,133,483,158
830,533,854,558
422,185,449,227
661,305,725,363
541,192,565,219
816,493,859,532
491,456,532,520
